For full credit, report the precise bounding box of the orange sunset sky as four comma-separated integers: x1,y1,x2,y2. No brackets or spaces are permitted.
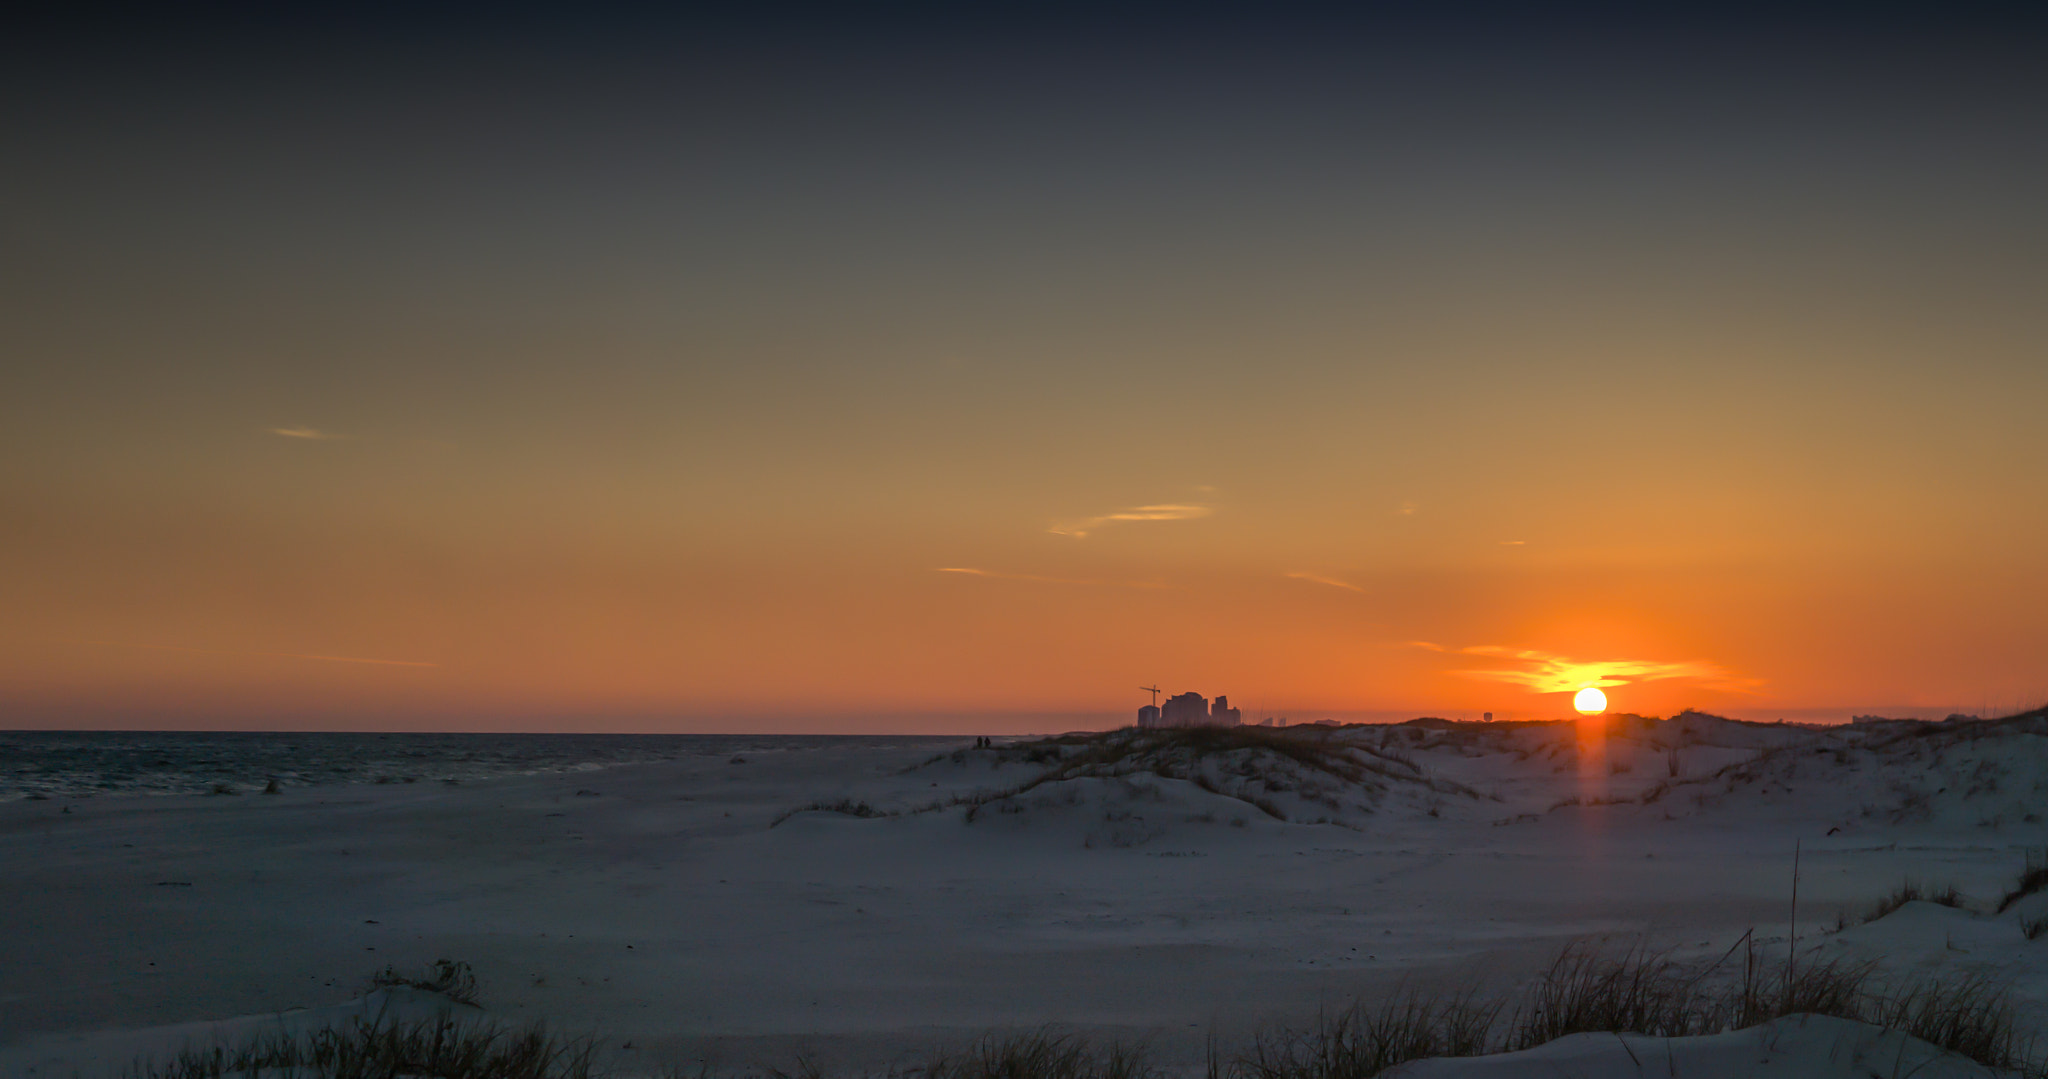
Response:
4,10,2046,731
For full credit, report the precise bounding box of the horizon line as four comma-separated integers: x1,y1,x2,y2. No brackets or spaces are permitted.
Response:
3,704,2034,737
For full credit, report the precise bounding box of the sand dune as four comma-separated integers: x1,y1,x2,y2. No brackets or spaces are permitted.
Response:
3,713,2045,1076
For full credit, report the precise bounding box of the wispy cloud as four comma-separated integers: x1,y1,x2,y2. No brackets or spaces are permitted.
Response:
1050,503,1212,538
1396,501,1419,516
1285,571,1363,593
76,639,436,668
268,426,343,440
1416,643,1759,695
267,651,435,667
1499,540,1526,546
936,567,1170,589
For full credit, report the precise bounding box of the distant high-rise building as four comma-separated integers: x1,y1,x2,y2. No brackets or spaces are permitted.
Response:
1137,690,1251,728
1162,691,1208,727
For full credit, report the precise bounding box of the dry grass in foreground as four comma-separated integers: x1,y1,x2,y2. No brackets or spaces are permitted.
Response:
923,1030,1159,1079
736,1033,1162,1079
131,1014,594,1079
1231,939,2037,1079
124,938,2043,1079
1234,990,1498,1079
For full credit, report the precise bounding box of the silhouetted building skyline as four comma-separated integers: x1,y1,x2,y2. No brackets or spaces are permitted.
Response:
1139,690,1242,729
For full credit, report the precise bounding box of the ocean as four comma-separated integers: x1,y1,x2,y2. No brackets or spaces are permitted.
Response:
0,730,953,801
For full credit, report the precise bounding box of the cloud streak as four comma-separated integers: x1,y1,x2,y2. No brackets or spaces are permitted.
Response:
1417,643,1759,695
1050,503,1211,538
1285,571,1363,593
935,567,1170,589
268,426,343,440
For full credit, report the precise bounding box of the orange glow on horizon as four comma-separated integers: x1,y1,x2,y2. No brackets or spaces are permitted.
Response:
6,30,2048,733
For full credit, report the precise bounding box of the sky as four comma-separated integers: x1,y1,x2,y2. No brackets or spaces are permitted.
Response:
4,7,2046,732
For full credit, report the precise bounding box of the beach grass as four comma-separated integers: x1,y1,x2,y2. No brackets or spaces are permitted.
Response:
1249,940,2033,1077
901,726,1486,827
2000,865,2048,914
1504,942,1715,1048
923,1030,1159,1079
768,799,890,828
1869,973,2032,1074
121,939,2043,1079
130,1014,593,1079
1235,988,1500,1079
1861,879,1966,924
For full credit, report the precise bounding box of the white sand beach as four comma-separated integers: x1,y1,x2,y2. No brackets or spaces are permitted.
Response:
4,713,2046,1077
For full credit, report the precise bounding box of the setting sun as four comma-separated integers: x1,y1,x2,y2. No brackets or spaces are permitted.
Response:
8,11,2048,1079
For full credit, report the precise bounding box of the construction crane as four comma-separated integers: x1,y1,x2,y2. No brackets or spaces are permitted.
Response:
1139,685,1162,707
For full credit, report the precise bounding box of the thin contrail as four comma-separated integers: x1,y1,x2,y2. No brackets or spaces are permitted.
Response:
1284,571,1364,593
69,639,438,668
935,568,1173,589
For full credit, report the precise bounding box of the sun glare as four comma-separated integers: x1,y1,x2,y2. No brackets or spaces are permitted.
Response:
1573,686,1608,715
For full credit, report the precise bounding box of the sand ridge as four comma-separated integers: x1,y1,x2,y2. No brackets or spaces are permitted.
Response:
3,714,2045,1076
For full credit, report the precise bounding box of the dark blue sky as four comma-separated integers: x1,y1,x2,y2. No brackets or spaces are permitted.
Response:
5,4,2047,729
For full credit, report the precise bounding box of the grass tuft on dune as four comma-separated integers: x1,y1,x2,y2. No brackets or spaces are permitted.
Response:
768,799,890,828
921,1030,1160,1079
1236,988,1499,1079
1999,864,2048,914
1869,974,2032,1074
898,726,1486,828
1232,938,2035,1077
1860,879,1967,925
123,940,2043,1079
132,1014,593,1079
